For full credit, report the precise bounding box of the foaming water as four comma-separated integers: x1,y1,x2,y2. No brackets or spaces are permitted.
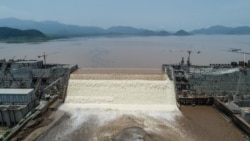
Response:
66,80,175,105
37,104,186,141
37,73,191,141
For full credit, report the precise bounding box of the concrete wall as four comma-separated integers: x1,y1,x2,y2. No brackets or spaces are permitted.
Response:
0,90,35,105
241,111,250,124
236,101,250,107
188,69,250,97
0,100,37,127
214,98,250,135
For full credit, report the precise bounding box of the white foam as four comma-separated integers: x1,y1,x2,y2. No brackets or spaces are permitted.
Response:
66,75,177,109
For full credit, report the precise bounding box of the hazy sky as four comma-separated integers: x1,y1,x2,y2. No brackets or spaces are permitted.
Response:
0,0,249,31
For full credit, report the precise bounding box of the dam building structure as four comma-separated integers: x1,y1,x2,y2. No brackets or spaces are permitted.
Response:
162,58,250,135
0,59,78,127
162,61,250,103
0,89,36,127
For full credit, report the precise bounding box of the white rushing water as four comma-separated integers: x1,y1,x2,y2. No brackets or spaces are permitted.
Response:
37,73,189,141
65,75,177,111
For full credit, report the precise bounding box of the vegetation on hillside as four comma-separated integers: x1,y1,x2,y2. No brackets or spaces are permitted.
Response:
0,27,49,43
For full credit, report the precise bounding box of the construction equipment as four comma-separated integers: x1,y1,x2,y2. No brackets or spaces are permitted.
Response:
187,50,201,66
37,52,57,65
227,48,242,52
229,49,250,67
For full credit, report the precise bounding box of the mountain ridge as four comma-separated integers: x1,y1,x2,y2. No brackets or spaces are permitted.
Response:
0,18,177,37
0,18,250,37
191,25,250,35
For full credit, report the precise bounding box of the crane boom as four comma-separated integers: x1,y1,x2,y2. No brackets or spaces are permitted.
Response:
37,52,57,65
187,50,201,66
38,52,47,65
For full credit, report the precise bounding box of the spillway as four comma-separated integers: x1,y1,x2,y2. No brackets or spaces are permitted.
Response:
65,73,177,111
37,72,189,141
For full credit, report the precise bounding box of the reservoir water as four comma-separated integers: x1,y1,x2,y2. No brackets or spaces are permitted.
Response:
0,35,250,68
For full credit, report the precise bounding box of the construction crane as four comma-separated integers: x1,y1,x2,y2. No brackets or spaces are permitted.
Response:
227,48,242,52
232,50,250,67
37,52,57,65
23,55,27,60
187,50,201,66
225,48,250,67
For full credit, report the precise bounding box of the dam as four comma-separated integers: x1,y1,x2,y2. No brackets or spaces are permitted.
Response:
35,69,244,141
66,71,177,110
36,70,188,141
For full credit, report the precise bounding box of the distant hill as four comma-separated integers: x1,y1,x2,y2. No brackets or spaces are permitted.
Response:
0,18,170,37
105,26,170,36
0,27,48,42
2,18,249,37
191,25,250,35
0,18,105,37
174,30,191,36
106,26,143,35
